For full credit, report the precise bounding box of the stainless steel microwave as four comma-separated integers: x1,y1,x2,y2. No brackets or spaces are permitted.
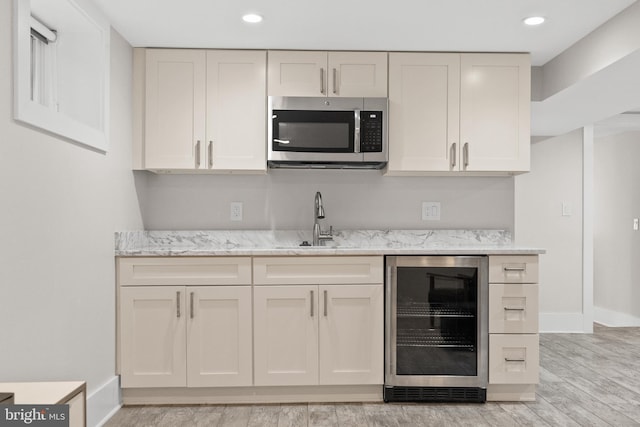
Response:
267,96,388,169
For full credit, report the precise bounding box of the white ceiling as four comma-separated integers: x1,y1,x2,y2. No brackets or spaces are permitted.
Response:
93,0,640,137
93,0,635,66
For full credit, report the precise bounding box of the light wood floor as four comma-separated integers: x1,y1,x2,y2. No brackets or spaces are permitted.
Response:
105,324,640,426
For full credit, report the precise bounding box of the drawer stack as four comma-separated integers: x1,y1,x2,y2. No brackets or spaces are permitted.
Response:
487,255,539,401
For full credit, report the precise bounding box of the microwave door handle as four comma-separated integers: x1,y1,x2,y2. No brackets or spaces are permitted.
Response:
274,139,290,145
354,110,361,153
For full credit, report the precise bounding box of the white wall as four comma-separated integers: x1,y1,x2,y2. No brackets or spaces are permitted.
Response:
594,130,640,326
0,2,142,424
515,130,585,332
136,171,515,231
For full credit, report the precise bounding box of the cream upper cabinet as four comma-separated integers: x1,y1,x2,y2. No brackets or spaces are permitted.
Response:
327,52,388,97
143,49,266,172
386,52,530,175
268,51,388,97
144,49,206,170
205,50,266,171
387,53,460,172
459,54,530,172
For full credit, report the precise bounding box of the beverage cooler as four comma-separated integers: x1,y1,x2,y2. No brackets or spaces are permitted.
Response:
384,256,488,402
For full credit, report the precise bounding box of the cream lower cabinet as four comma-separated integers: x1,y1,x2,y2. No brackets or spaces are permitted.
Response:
253,285,319,386
120,286,187,388
118,257,253,388
487,255,540,401
253,284,384,386
253,256,384,387
120,285,252,388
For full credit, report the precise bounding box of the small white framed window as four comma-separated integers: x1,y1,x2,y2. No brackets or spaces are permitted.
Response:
13,0,110,152
29,15,57,106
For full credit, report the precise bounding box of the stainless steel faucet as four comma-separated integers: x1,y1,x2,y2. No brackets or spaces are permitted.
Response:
313,191,333,246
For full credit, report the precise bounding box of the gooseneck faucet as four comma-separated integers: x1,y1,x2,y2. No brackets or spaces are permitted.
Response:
313,191,333,246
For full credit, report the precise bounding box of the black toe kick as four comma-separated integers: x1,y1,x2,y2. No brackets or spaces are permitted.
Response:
384,386,486,403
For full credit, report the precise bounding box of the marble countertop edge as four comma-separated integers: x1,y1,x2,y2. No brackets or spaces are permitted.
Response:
114,229,545,256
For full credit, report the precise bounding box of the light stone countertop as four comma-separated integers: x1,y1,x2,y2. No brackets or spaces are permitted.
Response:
115,229,544,256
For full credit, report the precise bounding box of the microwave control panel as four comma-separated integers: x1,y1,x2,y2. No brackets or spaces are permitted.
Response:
360,111,383,152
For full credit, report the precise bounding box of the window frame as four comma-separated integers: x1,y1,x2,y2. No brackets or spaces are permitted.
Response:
13,0,110,152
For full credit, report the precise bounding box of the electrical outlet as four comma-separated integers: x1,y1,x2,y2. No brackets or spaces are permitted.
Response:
422,202,441,221
562,202,572,216
634,218,639,231
230,202,243,221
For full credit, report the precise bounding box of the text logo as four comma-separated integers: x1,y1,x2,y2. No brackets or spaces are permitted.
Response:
0,405,68,426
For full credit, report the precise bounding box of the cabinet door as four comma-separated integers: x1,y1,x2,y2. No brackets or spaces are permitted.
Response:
459,53,530,172
253,285,319,386
268,51,327,96
187,286,252,387
145,49,206,170
120,286,186,387
328,52,388,97
319,285,384,385
206,50,266,171
387,53,460,173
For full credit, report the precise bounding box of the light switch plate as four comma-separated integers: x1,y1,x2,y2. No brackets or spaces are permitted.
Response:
634,218,639,231
562,202,572,217
422,202,441,221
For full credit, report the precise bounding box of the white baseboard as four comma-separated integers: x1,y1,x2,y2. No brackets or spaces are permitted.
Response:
594,306,640,327
539,312,586,333
88,376,121,427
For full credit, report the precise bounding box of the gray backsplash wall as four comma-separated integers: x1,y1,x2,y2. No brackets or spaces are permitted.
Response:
135,170,515,231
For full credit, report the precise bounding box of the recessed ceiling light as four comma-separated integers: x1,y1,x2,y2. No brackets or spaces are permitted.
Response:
523,16,545,26
242,13,263,24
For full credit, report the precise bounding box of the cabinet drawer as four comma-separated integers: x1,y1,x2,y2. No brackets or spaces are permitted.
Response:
118,257,252,286
253,256,383,285
489,284,538,333
489,255,538,283
489,334,539,385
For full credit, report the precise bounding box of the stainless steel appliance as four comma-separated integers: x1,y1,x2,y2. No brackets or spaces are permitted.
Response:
267,96,387,169
385,256,489,402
